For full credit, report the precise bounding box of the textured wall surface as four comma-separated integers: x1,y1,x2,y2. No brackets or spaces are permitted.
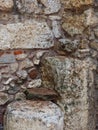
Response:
0,0,98,130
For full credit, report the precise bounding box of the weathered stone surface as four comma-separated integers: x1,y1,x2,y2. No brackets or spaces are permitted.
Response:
15,92,26,100
16,70,28,80
40,0,61,14
0,65,10,74
16,0,41,14
19,58,34,70
15,53,27,60
4,101,64,130
0,0,14,11
24,88,59,101
0,54,16,64
41,56,96,130
58,39,79,52
61,0,94,10
0,20,54,50
9,63,19,73
0,93,9,105
52,21,61,38
0,85,10,92
90,41,98,50
62,9,98,36
94,28,98,38
27,79,42,88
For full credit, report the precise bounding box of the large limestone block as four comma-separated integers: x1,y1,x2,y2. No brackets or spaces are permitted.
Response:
4,101,64,130
41,56,96,130
0,0,14,11
0,20,54,50
61,0,94,10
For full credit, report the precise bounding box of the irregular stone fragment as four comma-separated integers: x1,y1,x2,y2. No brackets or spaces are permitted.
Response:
41,56,96,130
15,92,26,100
90,41,98,50
16,0,41,14
24,88,59,101
15,53,27,60
4,101,64,130
0,85,10,92
84,8,98,26
36,51,46,59
0,0,14,11
27,79,42,88
58,39,79,52
0,93,9,105
52,21,61,38
8,86,21,95
0,66,10,74
33,57,40,65
3,78,15,85
49,15,61,20
33,51,45,65
16,70,28,80
62,14,85,36
41,0,61,14
61,0,94,10
62,9,98,36
0,20,54,50
9,63,19,73
94,28,98,37
0,54,16,64
19,58,34,70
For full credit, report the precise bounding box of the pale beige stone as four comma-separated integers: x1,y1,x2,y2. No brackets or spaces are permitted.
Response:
0,0,14,11
0,20,54,50
61,0,94,9
4,101,64,130
19,58,34,70
41,56,96,130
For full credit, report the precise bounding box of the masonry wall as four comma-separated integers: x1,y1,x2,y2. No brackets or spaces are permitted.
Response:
0,0,98,130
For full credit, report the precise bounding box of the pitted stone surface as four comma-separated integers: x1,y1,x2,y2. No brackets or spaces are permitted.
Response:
4,101,64,130
0,0,14,11
0,20,54,50
62,9,98,36
61,0,94,10
16,0,41,14
40,0,61,14
41,56,96,130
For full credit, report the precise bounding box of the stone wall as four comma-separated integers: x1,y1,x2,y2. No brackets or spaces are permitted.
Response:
0,0,98,130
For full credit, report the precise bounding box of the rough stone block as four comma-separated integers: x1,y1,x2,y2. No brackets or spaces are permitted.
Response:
16,0,41,14
0,0,14,11
41,56,96,130
62,9,98,36
4,101,64,130
0,20,54,50
61,0,94,10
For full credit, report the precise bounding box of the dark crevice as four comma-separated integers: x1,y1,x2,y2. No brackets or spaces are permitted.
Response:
12,0,20,14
